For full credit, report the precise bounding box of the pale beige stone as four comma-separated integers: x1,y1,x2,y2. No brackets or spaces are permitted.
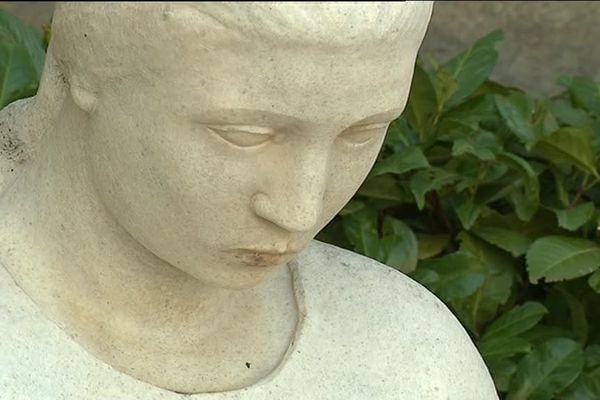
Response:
0,2,498,398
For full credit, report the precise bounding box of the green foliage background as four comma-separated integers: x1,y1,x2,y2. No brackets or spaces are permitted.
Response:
317,30,600,400
2,9,600,400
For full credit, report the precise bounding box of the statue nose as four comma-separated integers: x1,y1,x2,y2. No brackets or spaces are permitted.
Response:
251,152,329,232
250,190,323,233
250,140,331,233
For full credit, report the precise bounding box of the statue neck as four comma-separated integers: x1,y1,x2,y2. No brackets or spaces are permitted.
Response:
0,97,299,393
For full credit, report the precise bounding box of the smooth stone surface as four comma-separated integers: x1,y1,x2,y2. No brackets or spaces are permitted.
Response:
0,241,498,400
0,2,497,397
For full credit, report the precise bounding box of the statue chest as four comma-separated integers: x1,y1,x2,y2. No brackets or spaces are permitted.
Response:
0,263,451,400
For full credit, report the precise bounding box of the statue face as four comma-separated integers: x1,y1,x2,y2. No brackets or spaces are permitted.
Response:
84,38,419,289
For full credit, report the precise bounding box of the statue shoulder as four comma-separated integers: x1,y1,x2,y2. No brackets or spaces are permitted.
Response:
0,97,35,192
298,240,459,317
295,240,499,399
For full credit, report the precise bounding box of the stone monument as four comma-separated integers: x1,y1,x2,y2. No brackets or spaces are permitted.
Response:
0,2,499,399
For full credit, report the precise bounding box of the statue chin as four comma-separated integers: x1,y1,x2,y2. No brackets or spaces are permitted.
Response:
0,2,499,398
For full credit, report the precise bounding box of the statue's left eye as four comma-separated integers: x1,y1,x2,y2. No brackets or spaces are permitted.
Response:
339,122,390,145
207,125,275,148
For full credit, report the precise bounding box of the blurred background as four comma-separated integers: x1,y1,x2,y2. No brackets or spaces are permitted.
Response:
1,1,600,95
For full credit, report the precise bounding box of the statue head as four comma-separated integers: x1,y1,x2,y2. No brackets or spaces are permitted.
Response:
36,2,432,289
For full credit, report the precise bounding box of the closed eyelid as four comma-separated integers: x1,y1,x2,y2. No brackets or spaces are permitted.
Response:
205,124,276,149
338,122,390,146
206,124,275,135
350,122,391,130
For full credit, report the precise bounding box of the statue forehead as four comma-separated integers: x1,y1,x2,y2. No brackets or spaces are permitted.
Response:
54,2,433,46
50,1,432,88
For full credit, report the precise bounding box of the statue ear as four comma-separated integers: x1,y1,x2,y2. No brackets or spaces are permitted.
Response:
69,80,97,113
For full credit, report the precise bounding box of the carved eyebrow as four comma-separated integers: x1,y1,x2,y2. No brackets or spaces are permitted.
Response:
193,108,405,127
351,108,404,126
192,109,300,126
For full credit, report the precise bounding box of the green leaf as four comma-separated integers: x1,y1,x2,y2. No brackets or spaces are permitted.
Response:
488,359,518,393
0,10,46,109
584,345,600,370
550,99,593,127
482,302,548,341
533,127,598,177
510,187,540,222
341,208,380,259
556,286,589,345
497,151,537,179
457,232,515,331
588,269,600,293
451,130,502,161
479,336,531,361
522,325,578,347
383,117,415,152
339,200,365,216
590,120,600,155
372,146,429,176
559,76,600,115
561,369,600,400
357,174,410,202
432,66,458,112
526,236,600,283
414,253,486,301
478,79,522,96
409,168,460,210
552,202,595,231
534,99,560,134
380,217,418,273
561,347,600,398
495,92,538,149
443,30,504,108
496,152,541,220
508,338,584,400
472,226,532,257
416,234,450,260
551,168,572,207
455,198,483,230
406,63,438,141
452,157,502,193
439,94,498,134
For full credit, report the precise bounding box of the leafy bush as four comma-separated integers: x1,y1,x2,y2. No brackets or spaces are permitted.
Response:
0,10,45,109
318,30,600,399
2,9,600,400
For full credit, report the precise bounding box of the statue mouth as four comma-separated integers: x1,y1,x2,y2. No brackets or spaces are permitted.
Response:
226,248,300,267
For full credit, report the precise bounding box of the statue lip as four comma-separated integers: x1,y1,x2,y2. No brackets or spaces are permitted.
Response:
226,248,300,267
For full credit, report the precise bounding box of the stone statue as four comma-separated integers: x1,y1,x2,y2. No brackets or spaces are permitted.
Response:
0,2,499,399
